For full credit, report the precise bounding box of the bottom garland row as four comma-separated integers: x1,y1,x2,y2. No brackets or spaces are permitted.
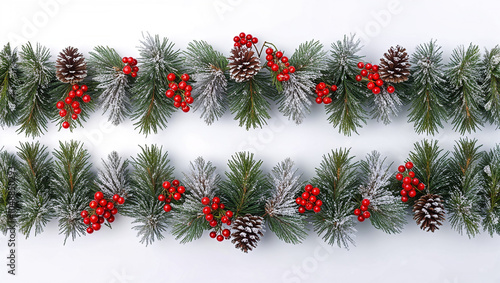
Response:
0,138,499,253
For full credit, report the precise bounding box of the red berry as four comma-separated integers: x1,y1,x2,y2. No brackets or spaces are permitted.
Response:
212,197,220,203
72,84,79,91
401,196,408,202
163,181,171,189
372,73,380,80
271,64,279,72
363,211,371,219
167,73,176,81
234,42,241,48
398,165,406,173
296,197,302,205
322,97,331,104
387,86,395,93
99,199,107,207
172,180,180,186
71,114,78,120
315,97,323,104
405,162,414,169
418,183,425,190
68,91,76,98
127,57,134,64
173,95,182,103
265,48,274,55
123,65,131,74
220,203,225,209
201,197,210,205
404,183,413,191
362,199,370,206
355,75,362,82
103,211,111,219
89,200,98,209
302,192,310,200
163,204,172,212
96,207,104,216
315,200,323,206
185,97,194,104
403,177,412,184
375,79,384,87
158,194,166,202
211,202,219,210
396,173,403,181
367,82,375,90
245,34,252,40
107,215,115,223
313,206,321,213
240,38,247,45
221,216,228,223
172,193,180,201
367,74,373,80
408,190,417,198
93,222,102,231
281,56,288,63
181,74,190,81
74,108,81,115
131,72,137,78
372,87,381,94
409,171,415,178
400,189,407,197
62,121,70,129
331,85,337,92
311,187,320,196
83,217,90,225
252,37,258,44
56,101,64,109
365,63,372,70
165,89,174,98
289,66,296,73
239,32,245,38
360,205,368,211
82,95,91,103
98,217,105,224
245,42,252,48
90,214,98,223
309,195,317,203
117,197,125,205
72,101,80,109
233,36,240,42
59,109,67,117
412,178,420,186
372,65,379,72
65,97,72,104
81,210,88,218
354,208,361,216
122,57,128,63
357,62,364,69
203,206,211,215
87,227,94,234
358,215,365,222
304,184,313,192
173,102,181,108
226,210,233,218
205,214,214,221
112,194,120,202
76,89,84,97
276,51,283,58
217,235,224,242
177,186,185,194
222,229,230,238
107,202,114,210
298,206,305,213
266,54,274,61
209,220,217,227
300,199,307,206
361,69,368,77
182,106,190,113
210,231,216,238
132,67,139,72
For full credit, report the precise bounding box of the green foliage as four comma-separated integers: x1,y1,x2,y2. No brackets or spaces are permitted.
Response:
265,158,307,244
312,148,358,248
220,152,271,218
481,46,500,127
52,141,94,243
0,43,20,127
0,150,18,235
228,71,276,130
17,42,53,137
171,157,220,243
479,145,500,236
95,151,131,198
408,40,448,135
325,35,368,136
446,138,483,238
184,40,228,125
16,142,54,237
127,145,174,245
132,34,182,135
446,44,484,134
89,46,133,125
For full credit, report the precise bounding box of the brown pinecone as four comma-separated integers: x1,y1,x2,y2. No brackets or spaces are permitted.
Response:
413,194,445,232
56,46,87,84
379,45,410,83
228,47,261,83
231,214,264,253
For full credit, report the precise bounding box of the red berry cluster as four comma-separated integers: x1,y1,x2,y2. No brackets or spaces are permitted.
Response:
314,82,338,104
122,56,139,78
165,73,193,113
201,196,233,242
81,191,125,234
56,84,91,129
295,184,322,213
233,32,258,48
396,162,425,202
265,47,295,82
353,199,371,222
354,62,395,94
158,179,185,212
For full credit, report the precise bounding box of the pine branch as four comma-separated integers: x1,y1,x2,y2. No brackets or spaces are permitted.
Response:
370,89,402,124
184,40,228,125
171,157,221,243
312,148,358,248
265,158,307,244
95,151,131,198
228,71,276,130
16,142,54,237
358,151,406,234
126,145,174,245
0,150,18,235
446,44,484,134
17,42,53,137
220,152,271,218
408,139,450,196
446,138,483,238
279,40,326,124
325,35,368,136
89,46,132,125
479,145,500,236
132,34,182,135
481,46,500,128
408,40,448,135
0,43,20,127
52,141,94,243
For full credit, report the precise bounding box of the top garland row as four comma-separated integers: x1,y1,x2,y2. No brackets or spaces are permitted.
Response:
0,33,499,137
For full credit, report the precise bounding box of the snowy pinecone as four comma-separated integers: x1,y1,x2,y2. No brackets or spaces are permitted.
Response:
231,214,264,253
379,45,410,83
56,46,87,84
413,194,445,232
228,47,261,83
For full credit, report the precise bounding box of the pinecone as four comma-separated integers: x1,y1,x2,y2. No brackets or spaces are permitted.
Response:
413,194,445,232
228,47,261,83
379,45,410,83
231,214,264,253
56,46,87,84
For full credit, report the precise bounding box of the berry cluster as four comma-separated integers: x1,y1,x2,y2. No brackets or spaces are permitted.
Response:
353,199,371,222
314,82,338,104
233,32,258,48
201,196,233,242
81,191,125,234
56,84,91,129
395,162,425,202
122,56,139,78
265,47,295,82
355,62,395,94
295,184,322,213
165,73,193,113
158,179,185,212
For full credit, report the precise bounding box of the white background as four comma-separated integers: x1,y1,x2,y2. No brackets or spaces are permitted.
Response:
1,0,500,282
